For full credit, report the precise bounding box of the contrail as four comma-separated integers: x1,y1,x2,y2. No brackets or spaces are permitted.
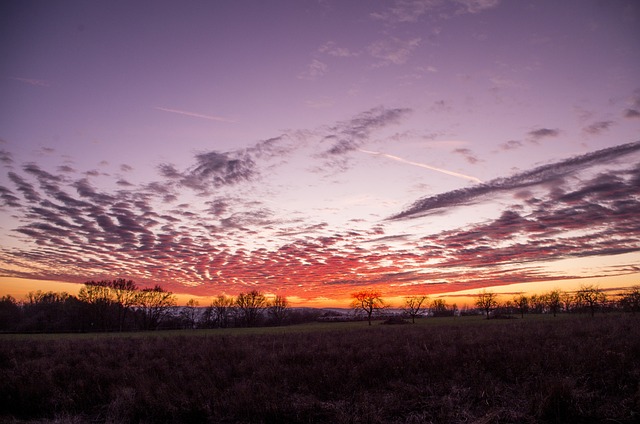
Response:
359,149,482,184
154,107,236,123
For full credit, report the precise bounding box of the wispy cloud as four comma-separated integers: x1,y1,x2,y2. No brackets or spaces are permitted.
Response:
10,77,49,87
371,0,500,23
499,140,523,151
297,59,328,80
367,37,421,66
360,149,482,183
528,127,560,143
159,150,256,193
318,41,358,58
323,107,412,156
455,0,500,14
154,107,236,123
583,120,614,135
452,148,481,164
623,91,640,119
390,140,640,220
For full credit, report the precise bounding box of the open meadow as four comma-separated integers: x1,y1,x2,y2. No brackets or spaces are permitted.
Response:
1,314,639,423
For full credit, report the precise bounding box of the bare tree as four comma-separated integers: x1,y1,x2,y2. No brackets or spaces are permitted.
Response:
545,290,563,317
430,298,452,317
575,285,607,317
180,299,200,329
529,294,546,314
561,292,575,313
78,281,114,330
267,295,289,326
210,295,235,328
351,290,384,326
137,285,176,330
109,279,138,331
619,286,640,314
236,290,267,327
475,290,498,319
404,295,429,323
513,294,529,318
0,295,21,332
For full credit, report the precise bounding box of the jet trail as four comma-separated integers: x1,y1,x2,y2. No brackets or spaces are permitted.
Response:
359,149,482,184
154,107,236,123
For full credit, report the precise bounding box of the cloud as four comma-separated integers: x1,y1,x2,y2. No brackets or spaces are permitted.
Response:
7,172,41,203
389,140,640,220
453,148,480,164
623,91,640,119
371,0,438,23
160,151,256,193
367,37,421,66
416,165,640,271
318,41,357,57
0,186,21,208
0,150,14,165
528,128,560,142
625,109,640,119
322,107,412,156
499,140,523,151
583,120,614,135
298,59,328,80
1,108,637,300
455,0,500,14
10,77,49,87
371,0,500,23
154,107,236,123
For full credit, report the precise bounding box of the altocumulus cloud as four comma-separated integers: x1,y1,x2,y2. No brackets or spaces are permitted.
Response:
1,111,638,298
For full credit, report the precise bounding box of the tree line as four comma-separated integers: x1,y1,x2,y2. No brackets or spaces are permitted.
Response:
473,285,640,319
0,280,303,333
2,281,639,333
350,284,640,324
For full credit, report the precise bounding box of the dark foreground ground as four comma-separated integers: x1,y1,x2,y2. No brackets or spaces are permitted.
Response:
1,314,639,423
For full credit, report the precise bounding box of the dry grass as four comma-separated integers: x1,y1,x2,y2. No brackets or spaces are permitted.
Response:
1,314,639,423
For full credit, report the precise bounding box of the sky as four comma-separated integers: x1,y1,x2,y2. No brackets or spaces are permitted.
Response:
1,0,639,307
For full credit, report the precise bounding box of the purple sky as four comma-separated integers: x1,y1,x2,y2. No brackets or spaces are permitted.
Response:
1,0,639,306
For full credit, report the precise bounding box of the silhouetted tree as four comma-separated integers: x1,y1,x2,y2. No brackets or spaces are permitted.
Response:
180,299,200,329
430,298,452,317
78,281,115,330
21,291,78,332
619,286,640,314
403,295,429,323
267,295,289,326
545,290,563,317
109,279,139,331
236,290,267,327
575,285,606,317
207,295,235,328
351,290,384,325
529,294,546,314
0,295,21,332
561,292,575,313
513,294,529,318
475,290,498,319
137,285,176,330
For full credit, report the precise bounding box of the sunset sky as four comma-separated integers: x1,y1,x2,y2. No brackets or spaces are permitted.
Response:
1,0,639,307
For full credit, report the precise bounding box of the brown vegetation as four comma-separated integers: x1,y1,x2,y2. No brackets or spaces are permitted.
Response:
1,314,639,423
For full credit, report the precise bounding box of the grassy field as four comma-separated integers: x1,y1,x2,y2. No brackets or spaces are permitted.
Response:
1,314,639,423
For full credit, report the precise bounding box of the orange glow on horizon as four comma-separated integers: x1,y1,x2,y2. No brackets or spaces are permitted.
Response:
2,272,638,308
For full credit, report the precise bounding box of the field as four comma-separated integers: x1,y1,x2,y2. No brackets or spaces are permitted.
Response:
1,314,639,423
